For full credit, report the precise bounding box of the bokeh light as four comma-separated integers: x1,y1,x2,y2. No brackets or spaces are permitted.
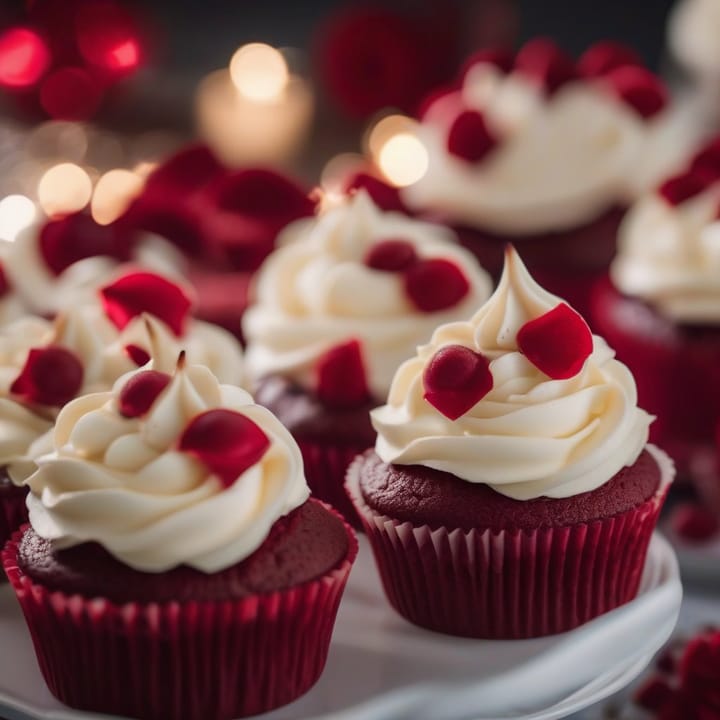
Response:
37,163,92,217
91,169,144,225
230,43,289,102
40,67,103,121
377,133,429,187
0,28,50,89
366,114,417,160
0,195,37,242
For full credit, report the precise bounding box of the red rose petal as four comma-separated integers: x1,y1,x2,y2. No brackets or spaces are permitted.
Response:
461,47,514,79
39,212,133,276
603,66,667,119
118,370,171,418
634,676,675,712
405,258,470,312
100,271,192,337
124,344,150,367
316,339,370,408
446,110,499,163
517,303,593,379
514,38,577,95
179,408,271,488
10,346,83,407
0,262,11,297
423,344,493,420
658,169,716,206
364,239,418,272
343,172,408,213
671,503,719,543
577,41,642,78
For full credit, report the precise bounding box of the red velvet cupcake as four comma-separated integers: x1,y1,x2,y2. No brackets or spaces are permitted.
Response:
593,135,720,476
3,356,356,720
243,191,492,522
402,39,672,317
347,246,672,638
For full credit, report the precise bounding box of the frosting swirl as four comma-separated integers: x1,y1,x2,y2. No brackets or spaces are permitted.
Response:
26,359,309,572
669,0,720,78
403,45,668,234
243,191,492,398
373,247,652,500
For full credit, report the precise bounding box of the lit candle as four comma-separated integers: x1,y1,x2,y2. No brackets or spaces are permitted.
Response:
195,43,314,167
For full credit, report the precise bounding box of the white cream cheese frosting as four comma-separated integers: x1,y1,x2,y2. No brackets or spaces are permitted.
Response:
403,51,667,235
243,191,492,399
372,247,652,500
612,145,720,324
26,359,309,573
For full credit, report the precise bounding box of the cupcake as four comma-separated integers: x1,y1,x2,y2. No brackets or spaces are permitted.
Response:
3,356,356,719
593,136,720,475
0,268,243,553
347,246,673,639
243,191,492,521
402,39,670,316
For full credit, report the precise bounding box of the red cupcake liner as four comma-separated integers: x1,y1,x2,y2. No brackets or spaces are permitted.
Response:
0,484,28,571
2,520,358,720
299,440,369,528
346,445,672,639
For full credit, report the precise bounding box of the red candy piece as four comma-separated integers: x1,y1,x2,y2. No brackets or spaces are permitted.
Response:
0,262,10,297
118,370,171,418
11,346,83,407
603,66,667,119
577,41,641,78
671,503,719,543
423,344,493,420
405,258,470,312
344,172,408,213
462,47,514,79
634,676,675,712
514,38,577,95
517,303,593,379
316,339,370,408
446,110,498,163
124,344,150,367
179,409,270,488
100,271,192,337
658,169,715,206
365,239,418,272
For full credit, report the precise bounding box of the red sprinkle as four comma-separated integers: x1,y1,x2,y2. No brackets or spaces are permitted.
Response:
446,110,498,163
603,65,667,119
405,258,470,312
364,239,418,272
124,344,150,367
514,38,577,96
316,339,371,409
10,346,84,407
343,172,408,213
577,41,642,78
658,169,716,206
118,370,171,418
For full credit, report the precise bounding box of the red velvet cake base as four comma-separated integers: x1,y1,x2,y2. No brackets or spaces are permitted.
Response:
0,476,27,578
346,447,670,639
445,205,625,320
591,276,720,476
2,500,358,720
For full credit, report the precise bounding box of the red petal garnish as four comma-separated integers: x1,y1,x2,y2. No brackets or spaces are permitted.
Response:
423,344,493,420
461,47,514,79
0,262,11,298
10,346,84,407
100,271,192,337
603,66,667,119
514,38,577,95
634,677,675,712
124,344,150,367
405,258,470,312
517,303,593,379
316,339,371,408
39,212,133,276
179,408,271,488
343,172,408,213
446,110,498,163
690,137,720,180
658,169,716,206
118,370,171,418
364,239,418,272
671,503,719,543
577,41,641,78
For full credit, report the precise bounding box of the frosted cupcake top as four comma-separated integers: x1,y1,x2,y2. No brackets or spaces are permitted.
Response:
0,270,243,476
26,356,308,573
403,40,668,235
669,0,720,78
372,247,652,500
243,191,492,402
612,137,720,323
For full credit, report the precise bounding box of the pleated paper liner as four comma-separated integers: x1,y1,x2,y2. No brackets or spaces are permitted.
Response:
299,440,368,527
0,483,28,576
2,510,358,720
346,444,673,639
